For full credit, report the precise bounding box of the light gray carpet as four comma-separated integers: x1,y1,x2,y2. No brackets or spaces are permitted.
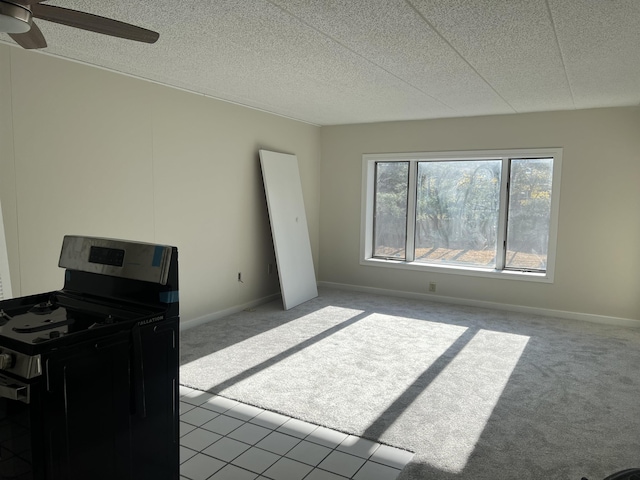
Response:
180,287,640,480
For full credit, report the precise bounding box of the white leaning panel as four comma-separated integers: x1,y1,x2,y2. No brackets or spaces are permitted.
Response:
259,150,317,310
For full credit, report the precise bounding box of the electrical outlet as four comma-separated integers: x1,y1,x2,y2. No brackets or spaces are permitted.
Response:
428,282,437,293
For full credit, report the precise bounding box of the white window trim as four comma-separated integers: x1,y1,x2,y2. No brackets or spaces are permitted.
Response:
0,202,12,300
360,148,563,283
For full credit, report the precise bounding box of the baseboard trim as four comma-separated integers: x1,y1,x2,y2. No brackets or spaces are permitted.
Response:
317,281,640,328
180,292,282,331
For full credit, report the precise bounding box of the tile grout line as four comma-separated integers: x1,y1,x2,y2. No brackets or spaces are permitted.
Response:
180,425,405,478
178,388,411,480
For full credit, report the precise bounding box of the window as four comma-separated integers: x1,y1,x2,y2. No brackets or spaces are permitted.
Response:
361,148,562,282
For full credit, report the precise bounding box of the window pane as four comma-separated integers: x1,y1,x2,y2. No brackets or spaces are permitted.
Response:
415,160,501,268
505,158,553,271
373,162,409,259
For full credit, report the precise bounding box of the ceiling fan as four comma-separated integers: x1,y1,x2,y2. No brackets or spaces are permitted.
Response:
0,0,159,49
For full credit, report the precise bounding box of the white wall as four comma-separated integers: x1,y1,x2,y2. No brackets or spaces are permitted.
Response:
0,45,321,323
320,108,640,321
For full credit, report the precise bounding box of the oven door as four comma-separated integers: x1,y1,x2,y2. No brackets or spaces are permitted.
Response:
43,331,133,480
0,373,44,480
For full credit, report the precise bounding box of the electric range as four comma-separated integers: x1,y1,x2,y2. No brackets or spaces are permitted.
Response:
0,235,180,480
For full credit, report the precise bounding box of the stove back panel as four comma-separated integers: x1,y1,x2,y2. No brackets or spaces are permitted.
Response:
59,236,179,319
59,236,173,285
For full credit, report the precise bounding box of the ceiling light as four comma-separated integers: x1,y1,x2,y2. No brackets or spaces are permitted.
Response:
0,3,32,34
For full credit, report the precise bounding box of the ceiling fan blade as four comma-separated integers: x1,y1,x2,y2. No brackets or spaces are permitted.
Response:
31,4,159,44
8,0,48,5
8,20,46,49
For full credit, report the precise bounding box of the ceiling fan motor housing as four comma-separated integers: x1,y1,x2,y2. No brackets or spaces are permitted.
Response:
0,2,32,34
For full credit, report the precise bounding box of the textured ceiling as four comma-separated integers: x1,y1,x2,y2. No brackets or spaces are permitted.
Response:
1,0,639,125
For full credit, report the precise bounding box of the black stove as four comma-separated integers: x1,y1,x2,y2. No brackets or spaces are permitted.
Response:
0,236,180,480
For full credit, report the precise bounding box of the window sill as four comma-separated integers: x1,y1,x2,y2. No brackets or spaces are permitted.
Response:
360,257,553,283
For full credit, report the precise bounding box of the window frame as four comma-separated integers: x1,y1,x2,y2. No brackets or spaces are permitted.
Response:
361,148,562,283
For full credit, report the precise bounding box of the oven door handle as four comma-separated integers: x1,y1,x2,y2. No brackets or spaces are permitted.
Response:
131,325,147,418
0,381,29,403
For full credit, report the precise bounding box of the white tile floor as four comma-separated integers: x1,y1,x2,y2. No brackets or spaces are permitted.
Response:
179,386,414,480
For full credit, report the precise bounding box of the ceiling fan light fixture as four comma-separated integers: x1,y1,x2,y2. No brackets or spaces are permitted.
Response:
0,2,32,34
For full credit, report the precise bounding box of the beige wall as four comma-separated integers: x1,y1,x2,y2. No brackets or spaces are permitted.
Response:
320,108,640,321
0,45,321,323
0,46,19,298
3,44,639,323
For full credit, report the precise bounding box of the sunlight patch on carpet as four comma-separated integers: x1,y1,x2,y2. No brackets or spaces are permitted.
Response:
393,329,530,473
181,305,365,389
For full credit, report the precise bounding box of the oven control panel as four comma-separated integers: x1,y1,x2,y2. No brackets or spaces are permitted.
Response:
59,236,174,285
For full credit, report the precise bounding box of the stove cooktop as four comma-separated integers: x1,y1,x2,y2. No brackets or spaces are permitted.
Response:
0,291,161,351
